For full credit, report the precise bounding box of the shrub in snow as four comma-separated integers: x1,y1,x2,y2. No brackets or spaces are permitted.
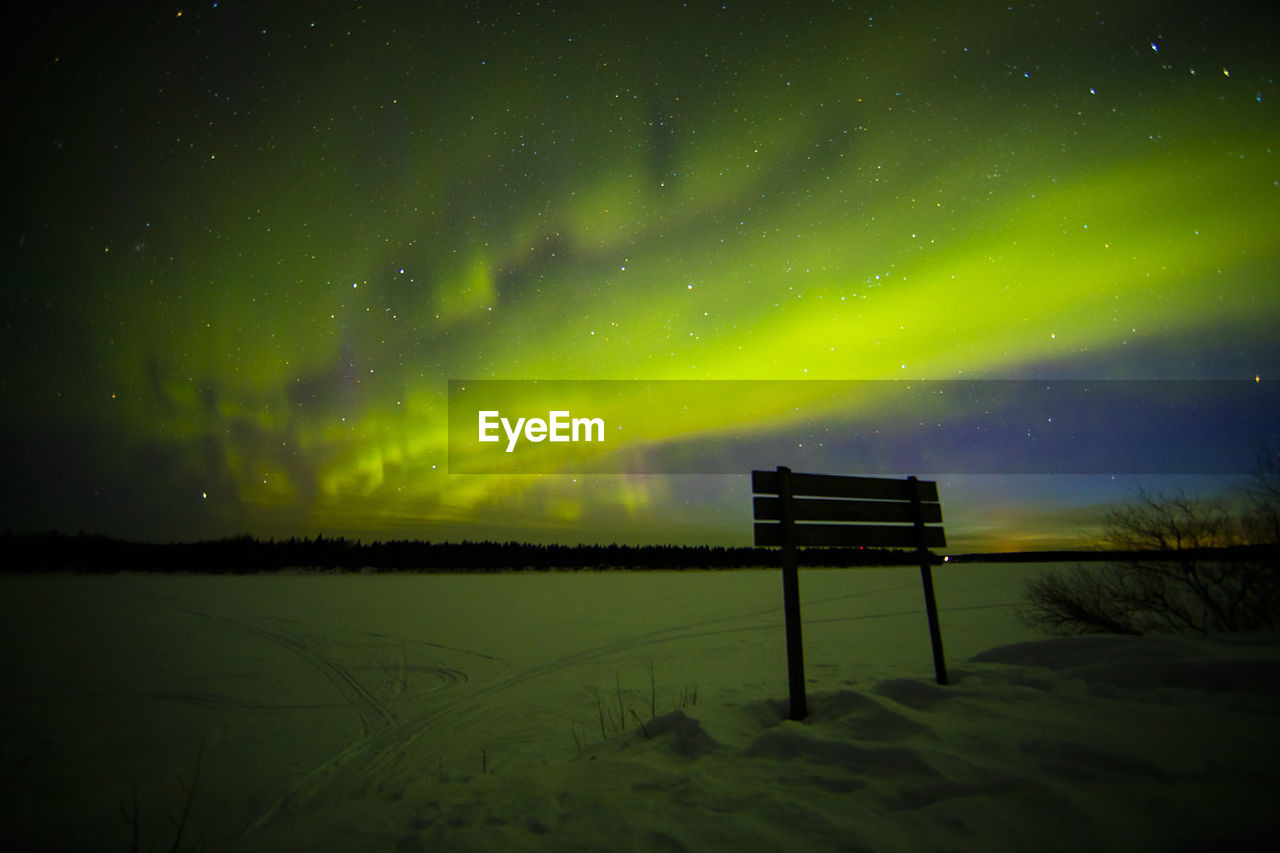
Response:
1021,459,1280,636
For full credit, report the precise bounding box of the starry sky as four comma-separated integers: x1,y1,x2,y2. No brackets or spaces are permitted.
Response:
4,1,1278,552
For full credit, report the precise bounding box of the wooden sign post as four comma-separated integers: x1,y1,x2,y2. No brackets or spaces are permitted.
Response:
752,466,949,721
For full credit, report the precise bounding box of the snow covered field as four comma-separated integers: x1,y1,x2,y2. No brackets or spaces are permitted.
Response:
3,565,1277,851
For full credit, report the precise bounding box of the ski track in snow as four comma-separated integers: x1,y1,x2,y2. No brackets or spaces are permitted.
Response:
263,602,792,829
128,582,868,835
123,588,480,829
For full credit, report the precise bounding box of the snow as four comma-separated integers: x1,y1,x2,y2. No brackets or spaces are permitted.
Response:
2,565,1276,851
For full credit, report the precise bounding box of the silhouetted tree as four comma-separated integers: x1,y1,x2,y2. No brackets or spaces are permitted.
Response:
1021,457,1280,635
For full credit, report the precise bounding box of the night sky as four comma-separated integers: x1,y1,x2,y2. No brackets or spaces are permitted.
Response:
4,1,1278,551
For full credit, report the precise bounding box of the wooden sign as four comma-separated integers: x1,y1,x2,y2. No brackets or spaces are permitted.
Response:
752,466,949,720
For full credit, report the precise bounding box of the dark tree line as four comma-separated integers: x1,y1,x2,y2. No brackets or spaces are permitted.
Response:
0,531,940,574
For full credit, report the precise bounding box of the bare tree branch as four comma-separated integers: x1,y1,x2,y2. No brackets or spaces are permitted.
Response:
1021,462,1280,636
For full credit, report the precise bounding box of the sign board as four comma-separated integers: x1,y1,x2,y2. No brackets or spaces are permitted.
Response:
752,466,949,719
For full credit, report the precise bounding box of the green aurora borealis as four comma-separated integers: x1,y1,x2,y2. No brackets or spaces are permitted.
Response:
4,1,1279,549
